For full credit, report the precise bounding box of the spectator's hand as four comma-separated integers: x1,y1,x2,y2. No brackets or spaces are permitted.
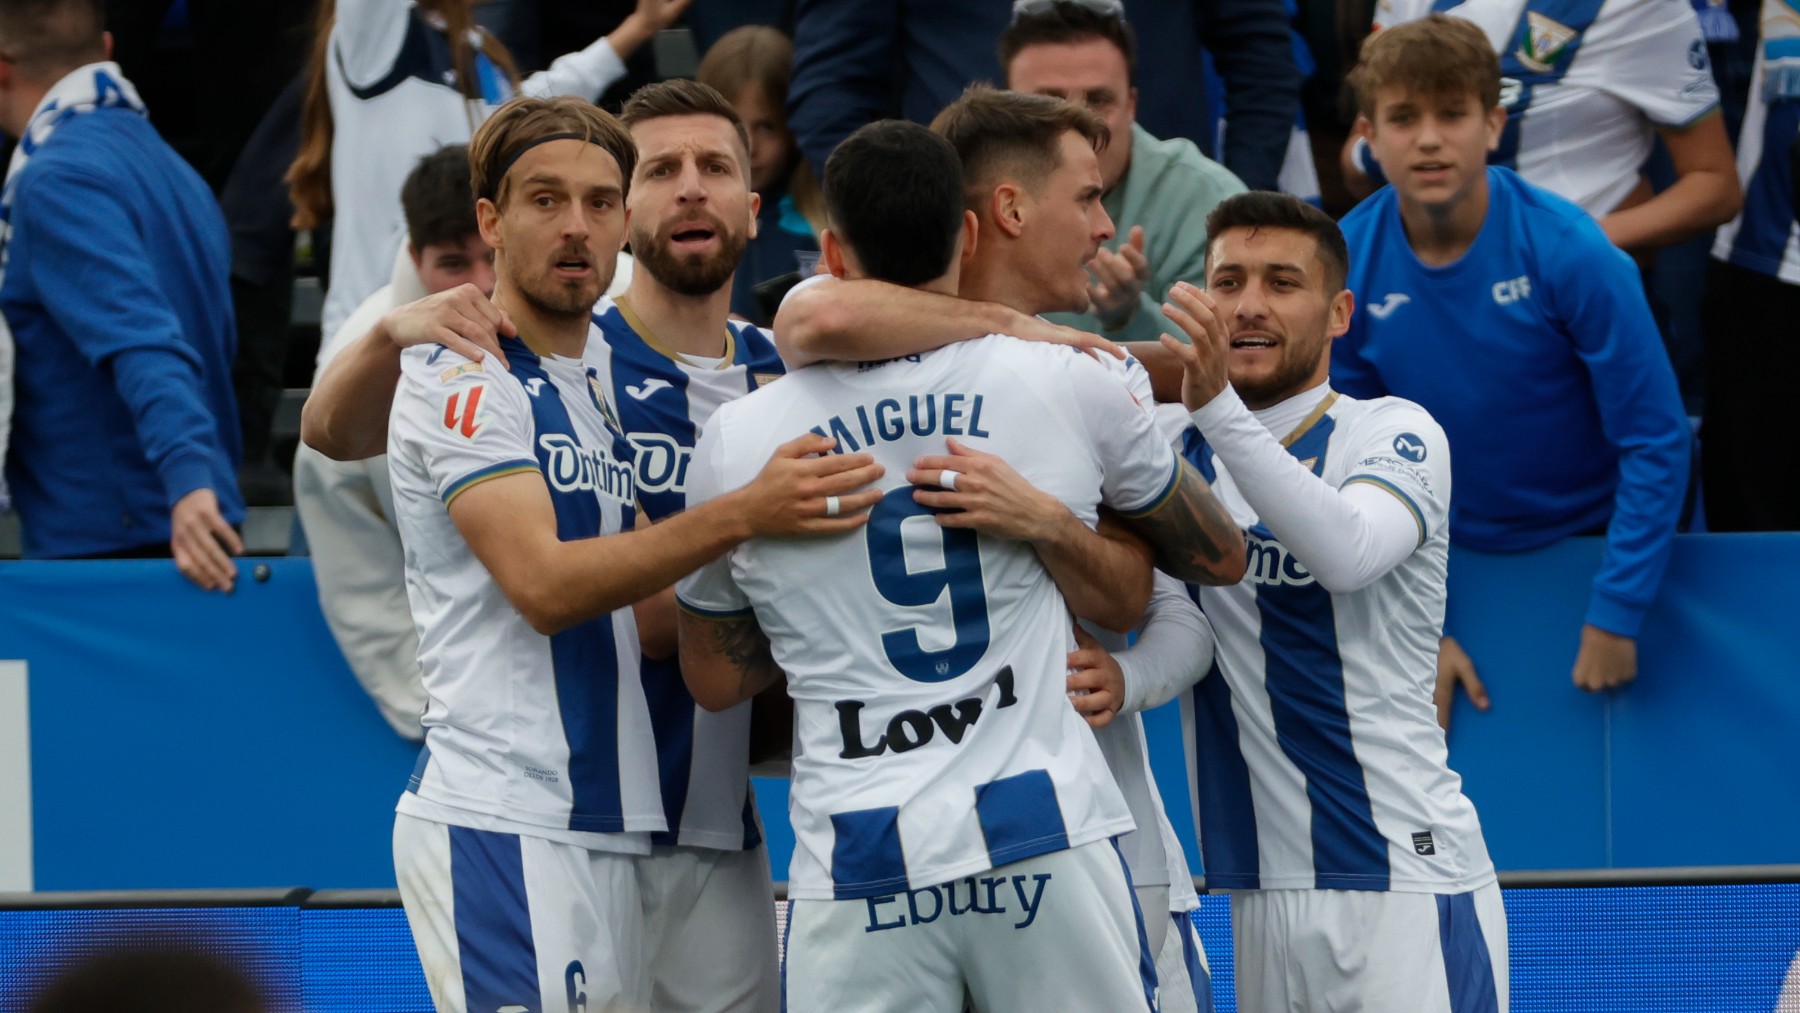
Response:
910,437,1070,543
1005,311,1125,360
1066,625,1124,728
632,0,695,32
170,488,243,593
1434,635,1490,730
1572,625,1637,692
377,284,515,369
611,0,697,56
737,433,884,537
1088,226,1150,330
1157,282,1231,410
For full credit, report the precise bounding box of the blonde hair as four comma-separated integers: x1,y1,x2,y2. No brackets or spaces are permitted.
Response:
469,95,637,208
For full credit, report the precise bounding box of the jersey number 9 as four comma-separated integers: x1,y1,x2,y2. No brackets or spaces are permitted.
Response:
866,488,992,683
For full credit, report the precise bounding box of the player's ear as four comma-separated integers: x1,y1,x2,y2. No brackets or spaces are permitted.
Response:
959,210,979,265
820,228,848,278
991,182,1027,240
1327,286,1355,339
476,197,504,250
746,189,761,241
1484,103,1507,153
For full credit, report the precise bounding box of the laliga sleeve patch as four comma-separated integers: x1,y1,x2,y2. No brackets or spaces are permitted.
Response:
443,384,488,440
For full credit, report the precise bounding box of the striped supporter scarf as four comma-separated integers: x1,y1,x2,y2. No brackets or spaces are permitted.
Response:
1763,0,1800,100
0,62,146,512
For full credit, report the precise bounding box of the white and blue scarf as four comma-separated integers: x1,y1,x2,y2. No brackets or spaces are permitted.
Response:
1762,0,1800,101
0,61,146,512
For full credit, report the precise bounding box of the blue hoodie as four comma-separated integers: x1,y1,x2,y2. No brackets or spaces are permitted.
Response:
1335,167,1690,637
1,106,243,557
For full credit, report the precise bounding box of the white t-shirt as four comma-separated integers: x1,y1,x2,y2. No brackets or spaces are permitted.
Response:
1180,389,1495,894
678,336,1183,900
322,0,627,341
1375,0,1720,215
388,329,660,851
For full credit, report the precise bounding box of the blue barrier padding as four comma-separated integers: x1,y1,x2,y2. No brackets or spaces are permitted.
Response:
2,533,1797,890
0,559,418,890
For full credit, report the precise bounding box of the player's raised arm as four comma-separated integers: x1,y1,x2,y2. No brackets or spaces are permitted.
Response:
450,430,882,636
302,285,514,460
1161,283,1434,593
773,272,1120,369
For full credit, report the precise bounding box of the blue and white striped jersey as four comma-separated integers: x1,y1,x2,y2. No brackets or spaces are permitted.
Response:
1712,45,1800,284
388,331,662,851
586,297,785,850
1375,0,1719,216
678,337,1183,901
1179,392,1495,894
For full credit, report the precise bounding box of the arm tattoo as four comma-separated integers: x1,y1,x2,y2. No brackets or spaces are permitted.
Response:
1130,463,1247,586
706,616,784,700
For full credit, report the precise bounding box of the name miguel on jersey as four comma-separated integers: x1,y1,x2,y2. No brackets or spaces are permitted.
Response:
809,392,992,455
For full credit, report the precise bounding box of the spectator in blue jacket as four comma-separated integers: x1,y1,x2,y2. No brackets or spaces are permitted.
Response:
0,0,244,591
1336,16,1691,722
787,0,1301,192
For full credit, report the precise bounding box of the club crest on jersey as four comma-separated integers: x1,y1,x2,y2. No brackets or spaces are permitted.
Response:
588,375,624,433
1516,12,1577,73
442,385,487,439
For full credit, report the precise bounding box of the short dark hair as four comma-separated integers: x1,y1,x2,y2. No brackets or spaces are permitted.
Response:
1203,191,1350,292
0,0,104,79
1350,14,1501,118
999,1,1136,80
469,95,636,206
27,948,264,1013
929,85,1108,212
823,120,966,287
619,78,753,169
402,144,477,252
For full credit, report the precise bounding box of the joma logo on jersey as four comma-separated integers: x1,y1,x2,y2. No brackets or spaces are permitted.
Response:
442,385,487,439
1246,532,1315,588
627,432,692,494
1492,275,1532,306
836,667,1017,759
538,433,634,503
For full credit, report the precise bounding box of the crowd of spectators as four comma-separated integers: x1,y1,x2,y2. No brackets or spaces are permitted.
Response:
0,0,1794,736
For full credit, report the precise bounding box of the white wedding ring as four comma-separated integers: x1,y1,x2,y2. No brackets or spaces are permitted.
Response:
825,495,841,517
940,470,960,491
